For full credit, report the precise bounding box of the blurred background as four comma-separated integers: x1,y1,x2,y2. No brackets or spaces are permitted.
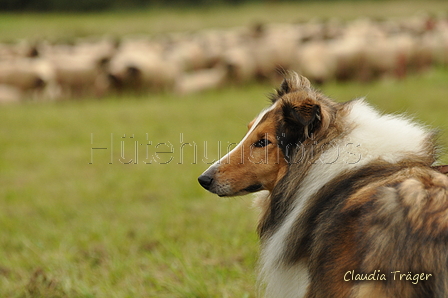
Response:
1,1,448,297
0,0,448,101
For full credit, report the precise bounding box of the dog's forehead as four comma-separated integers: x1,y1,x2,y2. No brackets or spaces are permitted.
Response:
247,105,281,139
247,103,281,133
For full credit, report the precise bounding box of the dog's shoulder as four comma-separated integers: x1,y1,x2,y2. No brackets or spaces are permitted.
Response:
339,165,448,262
393,167,448,236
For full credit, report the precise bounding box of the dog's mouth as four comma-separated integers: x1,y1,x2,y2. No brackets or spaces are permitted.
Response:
243,184,263,193
216,184,263,197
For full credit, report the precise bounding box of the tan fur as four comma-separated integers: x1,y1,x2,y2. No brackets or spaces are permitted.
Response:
214,110,288,194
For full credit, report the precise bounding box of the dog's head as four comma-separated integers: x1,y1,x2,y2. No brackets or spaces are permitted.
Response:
198,72,335,197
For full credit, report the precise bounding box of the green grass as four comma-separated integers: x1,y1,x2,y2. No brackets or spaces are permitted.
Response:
1,1,448,296
1,0,448,42
1,68,448,297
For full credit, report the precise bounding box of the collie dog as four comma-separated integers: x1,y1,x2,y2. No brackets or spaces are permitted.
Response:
198,72,448,298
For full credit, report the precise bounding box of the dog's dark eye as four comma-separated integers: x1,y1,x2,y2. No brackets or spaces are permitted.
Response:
253,139,272,148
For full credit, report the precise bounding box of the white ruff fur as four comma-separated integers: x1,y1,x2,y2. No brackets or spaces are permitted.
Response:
259,99,431,298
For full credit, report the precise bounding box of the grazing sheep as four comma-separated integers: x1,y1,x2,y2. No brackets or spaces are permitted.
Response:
223,45,257,84
0,15,447,100
296,40,337,84
0,58,57,100
48,53,109,98
108,45,180,93
166,38,208,72
174,66,227,95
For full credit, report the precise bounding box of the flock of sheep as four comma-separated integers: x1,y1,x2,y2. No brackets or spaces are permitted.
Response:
1,14,447,102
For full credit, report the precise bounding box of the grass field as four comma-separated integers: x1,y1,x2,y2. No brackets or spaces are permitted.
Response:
1,0,448,42
1,67,448,297
1,1,448,297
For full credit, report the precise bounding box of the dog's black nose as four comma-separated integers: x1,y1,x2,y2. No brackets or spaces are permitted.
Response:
198,175,213,190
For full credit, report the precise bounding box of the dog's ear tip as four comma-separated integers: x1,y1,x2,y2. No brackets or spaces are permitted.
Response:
281,72,312,93
270,71,313,103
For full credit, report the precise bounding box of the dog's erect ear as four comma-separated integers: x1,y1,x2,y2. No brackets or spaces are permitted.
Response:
283,101,320,127
282,100,321,138
277,100,322,160
271,71,311,102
